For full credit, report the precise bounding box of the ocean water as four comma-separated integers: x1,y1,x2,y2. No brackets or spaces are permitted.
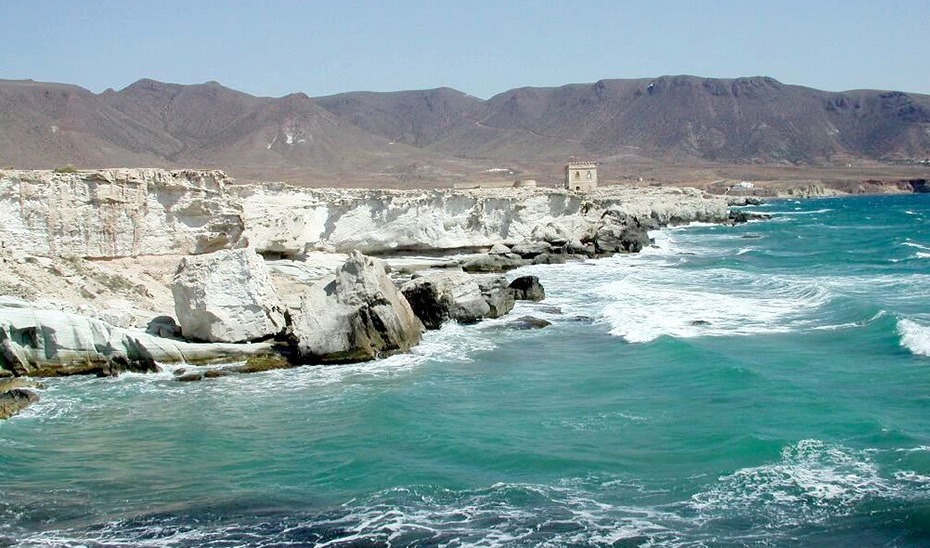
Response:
2,193,930,547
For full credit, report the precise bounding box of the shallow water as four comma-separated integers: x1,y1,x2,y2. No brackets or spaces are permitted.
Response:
2,194,930,546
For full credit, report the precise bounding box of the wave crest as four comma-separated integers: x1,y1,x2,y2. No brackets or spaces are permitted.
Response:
898,319,930,357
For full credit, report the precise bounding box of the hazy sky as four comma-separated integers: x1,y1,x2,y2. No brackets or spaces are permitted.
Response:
3,0,928,99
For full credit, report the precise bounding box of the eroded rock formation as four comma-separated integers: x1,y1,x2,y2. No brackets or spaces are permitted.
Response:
172,248,288,343
287,252,424,363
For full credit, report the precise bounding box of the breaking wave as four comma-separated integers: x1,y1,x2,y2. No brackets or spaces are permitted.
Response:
898,319,930,357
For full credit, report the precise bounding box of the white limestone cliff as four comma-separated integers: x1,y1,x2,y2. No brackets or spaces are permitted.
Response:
0,168,244,258
235,184,729,256
1,169,729,260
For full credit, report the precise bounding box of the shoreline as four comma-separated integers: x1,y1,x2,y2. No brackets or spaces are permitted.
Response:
0,167,788,417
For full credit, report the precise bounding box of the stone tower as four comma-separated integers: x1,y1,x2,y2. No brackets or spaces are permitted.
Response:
564,161,597,191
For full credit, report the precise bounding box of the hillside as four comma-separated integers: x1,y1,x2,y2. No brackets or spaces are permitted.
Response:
2,76,929,186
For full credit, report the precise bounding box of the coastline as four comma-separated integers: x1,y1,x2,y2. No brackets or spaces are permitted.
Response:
3,193,929,546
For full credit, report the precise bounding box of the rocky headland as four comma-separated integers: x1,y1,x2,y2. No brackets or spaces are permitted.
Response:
0,168,736,415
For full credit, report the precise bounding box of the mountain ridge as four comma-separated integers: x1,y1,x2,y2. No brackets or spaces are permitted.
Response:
2,76,928,185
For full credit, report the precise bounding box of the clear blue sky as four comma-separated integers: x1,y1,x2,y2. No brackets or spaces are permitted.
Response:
2,0,928,99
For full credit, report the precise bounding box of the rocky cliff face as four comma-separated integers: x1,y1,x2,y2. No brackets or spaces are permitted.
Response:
1,169,730,260
0,169,244,258
236,184,729,257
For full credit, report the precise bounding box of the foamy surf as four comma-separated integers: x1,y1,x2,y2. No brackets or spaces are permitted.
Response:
898,319,930,356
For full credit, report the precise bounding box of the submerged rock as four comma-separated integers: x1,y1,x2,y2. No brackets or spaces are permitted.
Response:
172,248,288,343
288,251,423,364
509,276,546,302
495,316,552,330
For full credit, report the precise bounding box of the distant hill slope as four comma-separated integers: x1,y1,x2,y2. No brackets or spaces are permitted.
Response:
2,76,929,183
322,76,930,164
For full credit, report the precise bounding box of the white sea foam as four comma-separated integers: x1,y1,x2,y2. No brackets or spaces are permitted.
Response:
688,440,894,527
902,240,930,251
765,208,833,216
596,268,829,343
898,319,930,356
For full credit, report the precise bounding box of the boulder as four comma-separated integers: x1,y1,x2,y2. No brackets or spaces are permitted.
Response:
509,276,546,301
401,270,490,329
472,274,515,318
510,240,553,259
595,224,652,253
146,315,182,338
460,254,528,273
564,239,596,257
488,243,512,255
0,389,39,419
531,253,567,265
288,251,423,363
172,248,287,343
0,297,278,377
488,316,552,331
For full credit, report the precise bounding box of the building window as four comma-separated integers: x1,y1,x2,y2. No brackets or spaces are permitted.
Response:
574,171,580,180
586,171,592,180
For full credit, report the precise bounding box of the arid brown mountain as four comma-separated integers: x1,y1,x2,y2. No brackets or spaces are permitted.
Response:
2,76,929,186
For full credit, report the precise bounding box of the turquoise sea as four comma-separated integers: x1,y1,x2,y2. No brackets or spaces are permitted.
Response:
2,193,930,547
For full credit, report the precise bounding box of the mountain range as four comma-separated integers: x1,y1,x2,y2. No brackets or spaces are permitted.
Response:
2,75,929,186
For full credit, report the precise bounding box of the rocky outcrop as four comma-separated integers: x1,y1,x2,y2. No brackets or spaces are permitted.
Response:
0,297,277,377
0,169,244,258
594,225,652,253
1,170,730,261
288,252,423,364
401,270,493,329
460,254,529,273
509,276,546,302
235,184,730,257
473,274,516,319
172,248,287,343
0,388,39,419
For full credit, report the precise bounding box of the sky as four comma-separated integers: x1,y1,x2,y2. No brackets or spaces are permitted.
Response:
2,0,928,99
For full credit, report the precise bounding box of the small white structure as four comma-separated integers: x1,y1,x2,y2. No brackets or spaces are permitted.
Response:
564,161,597,191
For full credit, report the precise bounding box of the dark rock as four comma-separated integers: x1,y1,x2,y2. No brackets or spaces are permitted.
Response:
509,240,553,259
531,253,567,265
471,274,515,319
176,372,205,382
595,224,652,253
509,316,552,330
509,276,546,301
691,320,711,326
564,239,596,257
146,315,182,338
729,210,749,224
401,271,491,329
729,210,771,224
0,389,39,419
400,279,449,330
460,254,528,273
